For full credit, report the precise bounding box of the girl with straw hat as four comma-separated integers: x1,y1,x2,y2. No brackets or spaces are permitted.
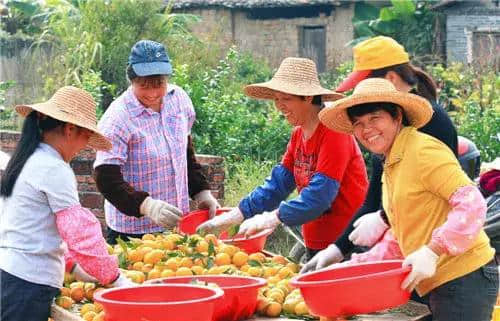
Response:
0,86,133,321
323,36,459,272
197,57,368,261
315,78,497,321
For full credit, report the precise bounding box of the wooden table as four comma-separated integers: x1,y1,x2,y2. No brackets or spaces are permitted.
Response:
52,301,431,321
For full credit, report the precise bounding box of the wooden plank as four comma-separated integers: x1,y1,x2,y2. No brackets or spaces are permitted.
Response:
249,301,430,321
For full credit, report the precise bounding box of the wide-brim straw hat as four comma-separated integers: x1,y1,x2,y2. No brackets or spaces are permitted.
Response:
15,86,111,151
319,78,433,134
244,57,344,101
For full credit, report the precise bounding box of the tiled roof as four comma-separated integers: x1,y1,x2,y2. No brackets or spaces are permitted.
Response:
171,0,345,9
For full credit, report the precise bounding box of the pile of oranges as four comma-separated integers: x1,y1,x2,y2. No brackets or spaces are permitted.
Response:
54,231,314,320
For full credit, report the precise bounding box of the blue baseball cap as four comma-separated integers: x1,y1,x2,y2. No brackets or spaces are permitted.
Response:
128,40,172,76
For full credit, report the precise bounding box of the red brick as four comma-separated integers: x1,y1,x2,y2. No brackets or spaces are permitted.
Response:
80,192,103,209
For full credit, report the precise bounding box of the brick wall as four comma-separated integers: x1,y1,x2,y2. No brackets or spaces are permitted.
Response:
0,130,225,228
179,5,354,70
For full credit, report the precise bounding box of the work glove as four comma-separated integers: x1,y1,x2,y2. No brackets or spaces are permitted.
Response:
140,197,181,228
194,190,221,218
401,245,439,292
349,211,389,247
73,264,98,283
237,210,281,238
196,207,244,235
109,272,136,287
300,244,344,274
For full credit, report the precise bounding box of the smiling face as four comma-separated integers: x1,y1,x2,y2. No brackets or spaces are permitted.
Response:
132,76,168,111
350,107,403,156
273,92,314,127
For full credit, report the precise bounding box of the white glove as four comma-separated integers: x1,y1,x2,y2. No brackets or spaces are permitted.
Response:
237,210,281,238
110,272,136,287
349,211,389,247
73,264,98,283
401,245,439,292
196,207,244,235
300,244,344,274
140,197,181,228
194,190,221,218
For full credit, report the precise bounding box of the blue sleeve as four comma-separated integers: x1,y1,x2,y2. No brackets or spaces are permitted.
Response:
238,164,296,218
277,173,340,226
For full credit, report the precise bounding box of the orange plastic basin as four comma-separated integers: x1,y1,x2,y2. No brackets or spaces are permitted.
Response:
93,284,224,321
290,260,411,318
147,275,267,321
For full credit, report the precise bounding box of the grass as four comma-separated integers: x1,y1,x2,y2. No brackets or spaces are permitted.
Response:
224,158,298,256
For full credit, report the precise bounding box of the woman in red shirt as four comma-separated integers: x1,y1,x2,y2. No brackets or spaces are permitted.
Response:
198,58,368,260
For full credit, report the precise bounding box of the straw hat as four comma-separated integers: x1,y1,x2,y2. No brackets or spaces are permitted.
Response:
244,57,344,101
15,86,111,151
319,78,433,134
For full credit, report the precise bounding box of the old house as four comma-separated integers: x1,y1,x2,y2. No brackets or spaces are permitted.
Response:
433,0,500,69
172,0,355,72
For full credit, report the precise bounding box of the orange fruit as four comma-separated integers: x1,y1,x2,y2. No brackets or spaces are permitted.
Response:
215,253,231,266
55,296,73,309
70,287,85,303
165,258,179,271
82,311,97,321
176,267,194,276
266,301,282,317
232,251,249,267
60,287,71,297
160,269,175,278
196,240,209,253
204,234,218,246
80,303,96,316
248,252,266,263
142,234,156,241
271,255,288,265
180,257,193,268
191,266,205,275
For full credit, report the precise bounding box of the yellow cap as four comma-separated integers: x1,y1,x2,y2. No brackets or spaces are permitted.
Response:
353,36,409,71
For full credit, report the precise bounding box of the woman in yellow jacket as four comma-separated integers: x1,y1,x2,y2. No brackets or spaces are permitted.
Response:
318,78,497,321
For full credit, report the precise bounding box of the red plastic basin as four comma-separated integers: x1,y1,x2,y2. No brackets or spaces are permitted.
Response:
178,208,273,253
147,275,267,321
290,260,411,318
93,284,224,321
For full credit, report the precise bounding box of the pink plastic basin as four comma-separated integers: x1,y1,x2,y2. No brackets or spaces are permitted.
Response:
93,284,224,321
147,275,267,321
178,208,273,253
290,260,411,318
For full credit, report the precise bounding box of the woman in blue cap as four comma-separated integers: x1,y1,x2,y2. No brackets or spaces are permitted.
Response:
94,40,220,243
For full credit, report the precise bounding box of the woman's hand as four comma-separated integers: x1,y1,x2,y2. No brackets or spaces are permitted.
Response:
300,244,344,273
349,210,389,247
237,210,281,238
194,190,221,218
140,197,181,228
401,245,439,292
196,207,244,235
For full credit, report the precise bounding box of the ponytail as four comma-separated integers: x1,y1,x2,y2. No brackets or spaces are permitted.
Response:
371,63,437,102
0,112,64,197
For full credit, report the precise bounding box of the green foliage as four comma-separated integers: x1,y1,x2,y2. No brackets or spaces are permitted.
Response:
173,47,290,164
0,80,17,130
428,63,499,161
350,0,440,61
34,0,199,108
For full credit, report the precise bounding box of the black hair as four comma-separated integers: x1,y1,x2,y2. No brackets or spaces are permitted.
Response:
346,102,410,126
370,63,437,102
0,112,65,197
300,95,323,108
126,65,138,81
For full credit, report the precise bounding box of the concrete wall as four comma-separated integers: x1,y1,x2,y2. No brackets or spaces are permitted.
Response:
444,4,500,63
181,5,354,70
0,130,225,230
